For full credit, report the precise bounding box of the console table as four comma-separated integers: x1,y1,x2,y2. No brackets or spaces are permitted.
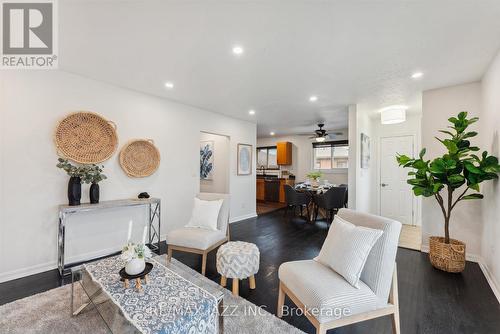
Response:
58,198,161,276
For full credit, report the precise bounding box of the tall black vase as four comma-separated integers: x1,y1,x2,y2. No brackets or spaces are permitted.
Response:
68,177,81,206
90,183,100,204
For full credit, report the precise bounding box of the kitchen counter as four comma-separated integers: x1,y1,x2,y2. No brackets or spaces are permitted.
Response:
256,175,295,180
257,177,295,203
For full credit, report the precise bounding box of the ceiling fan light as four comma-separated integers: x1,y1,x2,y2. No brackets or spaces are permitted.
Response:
380,106,407,124
315,136,326,142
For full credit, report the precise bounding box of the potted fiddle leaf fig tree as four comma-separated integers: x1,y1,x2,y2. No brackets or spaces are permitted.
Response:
397,112,500,273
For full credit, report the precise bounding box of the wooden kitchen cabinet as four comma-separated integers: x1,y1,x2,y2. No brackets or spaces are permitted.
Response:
256,178,265,201
279,179,295,203
277,141,292,165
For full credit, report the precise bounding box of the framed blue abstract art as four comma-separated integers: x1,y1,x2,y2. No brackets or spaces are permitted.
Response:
237,143,252,175
200,141,214,180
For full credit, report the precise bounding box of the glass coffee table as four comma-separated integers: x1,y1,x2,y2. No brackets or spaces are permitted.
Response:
71,255,225,334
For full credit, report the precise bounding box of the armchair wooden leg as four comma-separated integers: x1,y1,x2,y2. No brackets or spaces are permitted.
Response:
316,325,327,334
277,282,285,317
167,247,172,262
201,252,207,276
390,264,400,334
391,310,401,334
220,276,227,287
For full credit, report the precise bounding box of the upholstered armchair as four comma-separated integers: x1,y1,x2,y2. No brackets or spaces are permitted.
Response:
166,193,230,276
277,209,402,334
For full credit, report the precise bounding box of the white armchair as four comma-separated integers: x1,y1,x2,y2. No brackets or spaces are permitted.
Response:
166,193,230,276
277,209,402,334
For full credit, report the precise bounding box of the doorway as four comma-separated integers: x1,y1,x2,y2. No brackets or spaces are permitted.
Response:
200,132,230,193
379,135,421,250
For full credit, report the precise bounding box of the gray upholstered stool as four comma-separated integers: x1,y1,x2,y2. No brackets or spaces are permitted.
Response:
216,241,260,296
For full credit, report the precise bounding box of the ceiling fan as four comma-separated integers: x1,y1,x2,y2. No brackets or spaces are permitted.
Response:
309,123,342,142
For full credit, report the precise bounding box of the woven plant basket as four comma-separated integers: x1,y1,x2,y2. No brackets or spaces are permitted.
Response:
54,111,118,164
429,236,466,273
120,139,160,178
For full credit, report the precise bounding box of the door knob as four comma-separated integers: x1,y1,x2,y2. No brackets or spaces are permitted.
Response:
381,183,388,187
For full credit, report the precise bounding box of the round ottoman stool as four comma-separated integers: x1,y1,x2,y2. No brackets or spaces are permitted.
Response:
216,241,260,296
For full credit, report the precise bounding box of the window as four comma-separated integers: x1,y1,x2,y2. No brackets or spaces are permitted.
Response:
257,146,278,169
313,140,349,170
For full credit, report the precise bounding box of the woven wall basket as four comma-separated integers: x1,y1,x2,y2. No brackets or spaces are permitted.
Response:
54,111,118,164
429,236,466,273
120,139,160,178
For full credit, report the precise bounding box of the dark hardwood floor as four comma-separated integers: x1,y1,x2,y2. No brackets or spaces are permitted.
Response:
1,210,499,333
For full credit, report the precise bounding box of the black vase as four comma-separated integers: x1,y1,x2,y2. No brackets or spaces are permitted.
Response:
90,183,100,204
68,177,81,206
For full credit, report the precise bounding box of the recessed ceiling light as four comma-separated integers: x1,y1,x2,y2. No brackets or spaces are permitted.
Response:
411,72,423,79
232,45,244,55
309,95,318,102
270,131,275,136
248,110,255,115
164,82,174,89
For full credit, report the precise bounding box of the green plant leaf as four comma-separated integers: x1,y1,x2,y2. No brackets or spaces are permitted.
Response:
462,193,484,200
438,130,454,137
469,183,480,192
462,131,478,139
464,162,482,174
468,117,479,124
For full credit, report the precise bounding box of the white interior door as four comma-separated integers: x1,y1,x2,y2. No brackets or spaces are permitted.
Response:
380,136,414,225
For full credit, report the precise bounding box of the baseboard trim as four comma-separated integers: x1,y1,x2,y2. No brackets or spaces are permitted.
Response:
0,237,169,284
420,246,499,304
229,212,257,223
0,261,56,284
477,259,500,304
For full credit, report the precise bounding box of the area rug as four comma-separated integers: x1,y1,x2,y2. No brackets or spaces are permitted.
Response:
0,258,304,334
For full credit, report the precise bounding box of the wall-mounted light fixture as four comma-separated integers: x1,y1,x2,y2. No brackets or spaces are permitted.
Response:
379,105,408,124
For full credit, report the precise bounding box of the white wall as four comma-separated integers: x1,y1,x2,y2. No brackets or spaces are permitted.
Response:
421,82,483,255
0,71,256,283
257,131,349,185
200,132,229,193
480,50,500,299
354,104,376,213
373,113,423,225
347,105,357,209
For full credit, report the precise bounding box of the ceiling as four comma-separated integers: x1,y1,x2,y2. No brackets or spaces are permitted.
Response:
59,1,500,137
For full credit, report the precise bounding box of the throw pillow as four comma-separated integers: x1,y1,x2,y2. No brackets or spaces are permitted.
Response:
315,215,383,288
185,197,223,231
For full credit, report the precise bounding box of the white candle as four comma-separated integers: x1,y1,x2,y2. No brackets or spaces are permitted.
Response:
127,221,133,243
142,226,147,244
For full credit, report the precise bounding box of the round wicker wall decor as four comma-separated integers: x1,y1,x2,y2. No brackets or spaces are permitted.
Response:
54,111,118,164
120,139,160,177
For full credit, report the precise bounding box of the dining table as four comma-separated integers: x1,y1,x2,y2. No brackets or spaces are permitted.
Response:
294,183,338,222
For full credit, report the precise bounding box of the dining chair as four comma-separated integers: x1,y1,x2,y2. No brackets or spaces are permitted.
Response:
284,184,311,219
339,184,348,208
314,186,347,222
277,209,402,334
166,193,230,276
